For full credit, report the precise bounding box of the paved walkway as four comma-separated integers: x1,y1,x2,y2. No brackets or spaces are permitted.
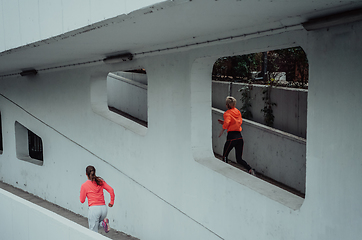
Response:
214,153,305,198
0,181,139,240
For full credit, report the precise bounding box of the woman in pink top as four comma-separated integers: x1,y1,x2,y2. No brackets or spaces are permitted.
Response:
80,165,115,233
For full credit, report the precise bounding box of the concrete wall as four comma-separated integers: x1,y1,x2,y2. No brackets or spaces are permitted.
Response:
0,188,111,240
113,71,148,85
0,0,165,52
107,72,148,122
212,81,308,138
0,19,362,240
304,20,362,240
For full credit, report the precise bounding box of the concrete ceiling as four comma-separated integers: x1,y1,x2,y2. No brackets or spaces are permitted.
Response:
1,0,362,77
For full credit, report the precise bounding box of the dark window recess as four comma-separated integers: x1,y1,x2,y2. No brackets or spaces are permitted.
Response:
108,107,148,128
0,113,3,152
28,130,43,161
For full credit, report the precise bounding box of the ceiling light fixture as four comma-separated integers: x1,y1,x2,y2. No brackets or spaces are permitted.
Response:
20,69,38,77
103,53,134,64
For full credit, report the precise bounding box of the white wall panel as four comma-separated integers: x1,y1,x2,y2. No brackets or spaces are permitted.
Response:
1,0,21,50
38,0,63,39
18,0,40,46
0,0,166,52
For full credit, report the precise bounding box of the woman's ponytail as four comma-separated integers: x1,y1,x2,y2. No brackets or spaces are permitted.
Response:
86,166,103,186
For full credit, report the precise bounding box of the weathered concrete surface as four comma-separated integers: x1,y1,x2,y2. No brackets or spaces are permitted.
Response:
0,181,138,240
1,0,362,77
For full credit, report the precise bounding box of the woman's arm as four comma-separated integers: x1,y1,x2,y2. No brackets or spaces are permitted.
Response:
79,184,87,203
103,181,115,207
222,112,231,129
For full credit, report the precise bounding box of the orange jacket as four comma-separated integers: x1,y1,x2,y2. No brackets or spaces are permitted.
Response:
222,107,242,132
80,180,115,207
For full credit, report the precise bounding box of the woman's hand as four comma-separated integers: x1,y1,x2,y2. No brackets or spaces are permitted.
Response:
108,203,113,207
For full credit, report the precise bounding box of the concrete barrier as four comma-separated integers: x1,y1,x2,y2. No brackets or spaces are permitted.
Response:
0,188,111,240
212,81,307,138
107,72,148,123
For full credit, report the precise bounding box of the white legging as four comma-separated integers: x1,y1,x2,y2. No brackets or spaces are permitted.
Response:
88,205,108,232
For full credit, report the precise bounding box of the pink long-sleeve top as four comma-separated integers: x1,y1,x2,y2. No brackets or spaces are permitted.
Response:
80,180,115,207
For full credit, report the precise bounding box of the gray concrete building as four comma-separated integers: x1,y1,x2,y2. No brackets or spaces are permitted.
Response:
0,1,362,239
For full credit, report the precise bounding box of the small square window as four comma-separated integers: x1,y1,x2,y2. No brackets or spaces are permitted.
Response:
0,112,3,154
15,121,43,165
107,70,148,127
90,68,148,136
28,130,43,161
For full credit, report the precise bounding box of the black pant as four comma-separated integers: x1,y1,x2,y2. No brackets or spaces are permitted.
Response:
222,131,251,171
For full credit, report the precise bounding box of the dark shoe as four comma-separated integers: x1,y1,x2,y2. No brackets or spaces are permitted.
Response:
223,157,228,163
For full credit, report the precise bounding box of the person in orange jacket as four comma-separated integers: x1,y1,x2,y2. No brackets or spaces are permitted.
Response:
218,96,255,176
80,165,115,233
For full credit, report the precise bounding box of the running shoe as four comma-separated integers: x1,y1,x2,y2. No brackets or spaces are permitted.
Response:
249,169,256,176
102,218,110,233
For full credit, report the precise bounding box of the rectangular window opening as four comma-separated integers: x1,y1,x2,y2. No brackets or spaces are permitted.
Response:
15,121,43,165
0,112,3,154
107,69,148,128
211,46,308,199
28,130,43,161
